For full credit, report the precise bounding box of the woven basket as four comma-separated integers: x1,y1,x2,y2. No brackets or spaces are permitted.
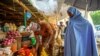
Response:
20,32,31,37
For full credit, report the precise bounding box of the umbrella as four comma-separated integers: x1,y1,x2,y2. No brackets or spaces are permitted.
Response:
64,0,100,11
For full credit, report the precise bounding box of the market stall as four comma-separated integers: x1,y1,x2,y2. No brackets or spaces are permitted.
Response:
0,0,66,56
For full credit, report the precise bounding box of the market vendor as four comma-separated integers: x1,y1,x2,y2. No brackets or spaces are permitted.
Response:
35,18,53,56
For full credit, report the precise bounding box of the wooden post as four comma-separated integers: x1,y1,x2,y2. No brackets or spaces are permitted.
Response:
17,36,22,50
85,0,88,18
24,10,27,28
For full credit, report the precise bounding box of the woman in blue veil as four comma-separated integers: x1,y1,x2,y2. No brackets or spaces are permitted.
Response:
64,7,98,56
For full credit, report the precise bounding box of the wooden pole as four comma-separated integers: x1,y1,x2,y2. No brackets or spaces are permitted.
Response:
24,10,27,28
85,0,88,18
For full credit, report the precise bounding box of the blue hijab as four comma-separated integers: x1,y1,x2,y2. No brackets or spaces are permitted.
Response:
64,7,98,56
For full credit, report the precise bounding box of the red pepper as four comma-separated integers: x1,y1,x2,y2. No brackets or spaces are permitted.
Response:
25,49,31,56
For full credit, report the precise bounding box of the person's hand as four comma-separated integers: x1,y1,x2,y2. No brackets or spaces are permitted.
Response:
45,43,49,49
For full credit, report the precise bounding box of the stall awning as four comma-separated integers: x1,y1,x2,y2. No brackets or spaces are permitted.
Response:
64,0,100,11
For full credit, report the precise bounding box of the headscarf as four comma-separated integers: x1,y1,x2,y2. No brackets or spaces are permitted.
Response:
68,7,81,17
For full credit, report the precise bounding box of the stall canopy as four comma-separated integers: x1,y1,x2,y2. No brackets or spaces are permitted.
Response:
29,0,58,16
0,0,45,24
64,0,100,11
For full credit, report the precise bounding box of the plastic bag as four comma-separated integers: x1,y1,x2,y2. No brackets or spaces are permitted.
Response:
41,47,48,56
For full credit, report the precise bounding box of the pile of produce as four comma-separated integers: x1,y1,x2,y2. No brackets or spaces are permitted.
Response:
7,31,21,39
1,31,21,46
18,48,33,56
2,37,15,46
3,23,17,32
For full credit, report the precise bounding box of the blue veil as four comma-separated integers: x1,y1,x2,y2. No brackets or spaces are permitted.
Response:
64,7,98,56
